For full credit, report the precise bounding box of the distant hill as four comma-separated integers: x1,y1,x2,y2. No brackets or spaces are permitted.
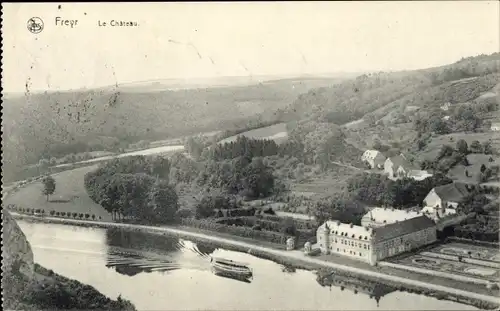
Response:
282,53,500,125
2,76,346,181
280,53,500,156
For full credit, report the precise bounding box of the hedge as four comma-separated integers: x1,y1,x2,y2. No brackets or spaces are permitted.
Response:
180,218,288,245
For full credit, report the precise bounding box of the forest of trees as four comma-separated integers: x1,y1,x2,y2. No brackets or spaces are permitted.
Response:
346,172,453,208
84,156,178,223
196,156,275,200
413,101,498,136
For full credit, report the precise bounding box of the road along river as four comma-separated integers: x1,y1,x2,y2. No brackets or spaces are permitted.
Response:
17,219,481,311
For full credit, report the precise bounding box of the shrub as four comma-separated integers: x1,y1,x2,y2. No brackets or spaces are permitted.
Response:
85,214,90,219
79,213,84,219
180,218,287,245
72,212,78,218
50,210,55,216
92,215,96,220
175,208,194,219
55,212,60,217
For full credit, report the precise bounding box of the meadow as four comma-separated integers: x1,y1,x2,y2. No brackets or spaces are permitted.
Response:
418,132,500,161
4,166,112,221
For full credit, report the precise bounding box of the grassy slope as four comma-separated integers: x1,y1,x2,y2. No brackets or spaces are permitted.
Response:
3,166,112,221
417,133,500,161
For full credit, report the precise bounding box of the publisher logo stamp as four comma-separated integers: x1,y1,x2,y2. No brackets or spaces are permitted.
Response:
27,17,44,34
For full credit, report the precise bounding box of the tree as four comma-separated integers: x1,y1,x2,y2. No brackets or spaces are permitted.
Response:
241,158,275,199
437,145,454,160
482,141,494,155
146,180,179,223
280,218,297,237
184,136,204,160
429,116,450,135
470,140,483,153
42,176,56,201
456,139,468,155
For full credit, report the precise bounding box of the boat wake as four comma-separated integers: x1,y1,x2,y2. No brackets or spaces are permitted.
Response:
105,239,214,276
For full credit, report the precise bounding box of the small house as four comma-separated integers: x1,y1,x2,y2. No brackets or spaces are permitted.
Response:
361,150,387,169
423,182,470,209
384,155,415,180
491,122,500,132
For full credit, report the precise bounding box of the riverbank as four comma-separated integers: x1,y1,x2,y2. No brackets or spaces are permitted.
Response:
12,213,500,310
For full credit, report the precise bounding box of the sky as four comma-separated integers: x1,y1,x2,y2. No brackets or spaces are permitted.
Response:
2,2,499,92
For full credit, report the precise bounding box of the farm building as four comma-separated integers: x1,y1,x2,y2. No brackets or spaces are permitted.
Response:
316,216,437,265
383,155,417,180
361,150,386,169
423,182,471,209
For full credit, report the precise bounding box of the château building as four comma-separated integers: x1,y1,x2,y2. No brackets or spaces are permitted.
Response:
361,207,422,228
316,216,437,265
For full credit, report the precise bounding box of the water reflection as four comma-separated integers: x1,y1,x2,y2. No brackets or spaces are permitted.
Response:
104,229,214,277
316,271,396,306
18,221,478,311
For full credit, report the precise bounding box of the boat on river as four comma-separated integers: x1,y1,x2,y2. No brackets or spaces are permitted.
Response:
210,257,253,280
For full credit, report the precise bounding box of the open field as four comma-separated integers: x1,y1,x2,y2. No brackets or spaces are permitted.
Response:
218,123,288,145
418,132,500,161
3,166,112,221
344,122,417,151
448,153,500,183
289,166,359,201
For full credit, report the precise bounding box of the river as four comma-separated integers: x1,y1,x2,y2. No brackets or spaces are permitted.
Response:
18,221,477,311
54,145,185,169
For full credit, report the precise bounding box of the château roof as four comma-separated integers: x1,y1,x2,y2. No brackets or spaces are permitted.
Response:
372,215,436,242
319,220,374,241
362,207,421,225
319,215,436,243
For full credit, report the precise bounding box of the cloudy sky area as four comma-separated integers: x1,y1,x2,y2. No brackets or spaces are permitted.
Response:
2,2,499,92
